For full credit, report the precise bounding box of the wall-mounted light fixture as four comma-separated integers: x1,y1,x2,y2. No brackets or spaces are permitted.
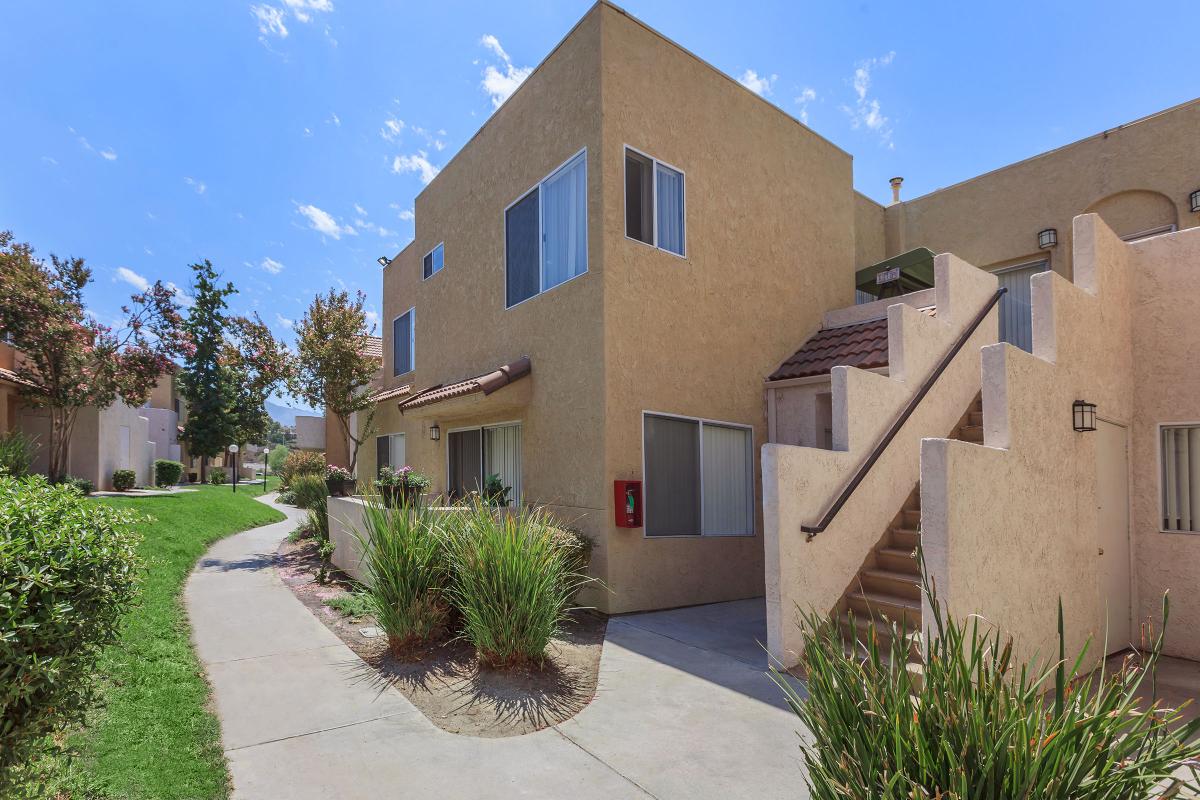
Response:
1072,400,1097,432
377,256,390,267
1038,228,1058,249
1190,189,1200,214
429,422,441,441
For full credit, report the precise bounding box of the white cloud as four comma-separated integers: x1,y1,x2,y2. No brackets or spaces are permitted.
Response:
380,116,404,141
794,87,817,123
364,310,379,329
41,156,58,166
297,203,356,239
261,257,285,275
167,282,195,308
843,52,896,148
275,313,294,329
353,203,367,216
250,4,288,37
116,267,149,292
70,127,117,161
326,112,341,126
184,176,207,194
397,208,414,221
738,69,777,96
392,151,440,185
479,34,532,109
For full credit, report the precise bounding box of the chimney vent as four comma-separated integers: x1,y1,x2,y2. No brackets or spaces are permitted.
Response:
889,176,904,205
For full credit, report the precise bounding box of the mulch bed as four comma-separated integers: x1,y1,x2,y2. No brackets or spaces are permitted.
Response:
275,533,607,738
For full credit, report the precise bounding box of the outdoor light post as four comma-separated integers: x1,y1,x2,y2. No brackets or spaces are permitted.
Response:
229,444,240,492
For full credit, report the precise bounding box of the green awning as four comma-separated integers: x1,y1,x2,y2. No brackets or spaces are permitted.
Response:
855,247,936,298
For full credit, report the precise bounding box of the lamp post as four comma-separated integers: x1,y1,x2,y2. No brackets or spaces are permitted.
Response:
229,444,240,492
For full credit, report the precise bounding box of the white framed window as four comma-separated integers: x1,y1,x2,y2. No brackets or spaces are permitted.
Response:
375,433,406,474
504,149,588,309
446,422,522,504
1161,424,1200,533
392,307,414,376
422,242,445,280
624,146,685,257
642,412,753,537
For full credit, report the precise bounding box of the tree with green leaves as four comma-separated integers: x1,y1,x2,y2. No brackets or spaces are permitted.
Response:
290,289,380,474
223,314,292,447
0,231,185,481
176,261,237,483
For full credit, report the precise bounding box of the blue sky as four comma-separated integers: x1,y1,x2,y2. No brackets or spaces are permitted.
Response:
2,0,1197,409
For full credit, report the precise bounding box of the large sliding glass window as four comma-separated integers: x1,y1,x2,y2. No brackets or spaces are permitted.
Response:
505,150,588,308
624,147,685,257
643,413,753,537
447,423,522,504
392,308,414,376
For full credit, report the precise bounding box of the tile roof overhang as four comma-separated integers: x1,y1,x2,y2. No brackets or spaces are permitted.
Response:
768,317,890,382
369,384,413,404
399,356,532,414
358,336,383,361
0,366,38,390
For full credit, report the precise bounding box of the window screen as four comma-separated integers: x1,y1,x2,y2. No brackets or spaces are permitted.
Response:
1162,425,1200,532
505,189,540,307
644,415,700,536
655,163,685,256
392,309,413,376
541,155,588,291
422,243,444,280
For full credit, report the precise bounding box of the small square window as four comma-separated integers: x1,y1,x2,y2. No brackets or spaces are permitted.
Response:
422,243,444,280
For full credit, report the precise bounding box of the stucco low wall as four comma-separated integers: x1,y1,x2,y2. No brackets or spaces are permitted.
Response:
763,253,998,666
328,496,370,584
921,214,1136,668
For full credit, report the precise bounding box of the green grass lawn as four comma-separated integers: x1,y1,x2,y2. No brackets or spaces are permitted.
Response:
38,484,286,800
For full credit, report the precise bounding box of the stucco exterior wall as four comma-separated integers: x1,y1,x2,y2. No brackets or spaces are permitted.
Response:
1128,225,1200,659
882,99,1200,279
921,215,1136,668
853,191,887,271
361,5,607,592
294,415,326,452
595,4,856,612
763,254,998,665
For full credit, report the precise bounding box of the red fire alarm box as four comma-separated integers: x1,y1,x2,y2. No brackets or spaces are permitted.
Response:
614,480,642,528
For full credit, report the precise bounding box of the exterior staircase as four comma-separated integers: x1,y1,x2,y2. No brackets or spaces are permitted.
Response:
835,394,985,664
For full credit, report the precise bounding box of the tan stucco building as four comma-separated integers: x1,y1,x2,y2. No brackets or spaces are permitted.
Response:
359,0,1200,634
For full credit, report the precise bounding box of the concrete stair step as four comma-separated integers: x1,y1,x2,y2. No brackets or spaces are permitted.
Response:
846,590,921,627
838,615,923,664
901,508,921,527
875,546,920,574
891,527,920,550
861,568,921,599
968,410,984,426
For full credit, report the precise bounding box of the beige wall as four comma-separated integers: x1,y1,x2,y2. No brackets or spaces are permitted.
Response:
763,254,998,665
877,99,1200,280
1129,225,1200,659
853,191,887,270
922,215,1138,668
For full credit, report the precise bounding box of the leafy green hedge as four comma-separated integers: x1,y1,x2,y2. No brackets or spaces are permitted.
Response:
208,467,227,486
112,469,136,492
154,459,184,487
0,475,142,788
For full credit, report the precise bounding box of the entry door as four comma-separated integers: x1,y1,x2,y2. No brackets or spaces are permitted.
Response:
447,429,483,500
995,261,1048,352
1096,420,1132,654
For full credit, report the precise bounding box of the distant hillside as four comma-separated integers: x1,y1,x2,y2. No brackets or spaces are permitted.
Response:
266,401,312,427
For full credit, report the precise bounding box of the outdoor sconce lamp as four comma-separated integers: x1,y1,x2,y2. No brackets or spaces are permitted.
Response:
1190,189,1200,214
1073,400,1097,433
1038,228,1058,249
377,256,390,267
429,422,441,441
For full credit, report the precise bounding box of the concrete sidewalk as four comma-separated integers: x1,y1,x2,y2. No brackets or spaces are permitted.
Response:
185,496,805,799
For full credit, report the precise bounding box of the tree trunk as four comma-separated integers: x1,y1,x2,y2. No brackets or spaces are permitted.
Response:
47,406,80,483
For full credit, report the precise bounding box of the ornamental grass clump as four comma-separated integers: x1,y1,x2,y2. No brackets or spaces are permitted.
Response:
444,500,592,669
0,475,142,789
353,498,450,658
290,473,329,540
773,565,1200,799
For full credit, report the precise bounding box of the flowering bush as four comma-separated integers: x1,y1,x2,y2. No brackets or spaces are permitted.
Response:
325,464,353,481
378,465,430,491
279,449,324,489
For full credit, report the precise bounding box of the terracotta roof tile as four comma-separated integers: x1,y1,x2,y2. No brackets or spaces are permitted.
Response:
0,366,37,389
358,336,383,360
769,317,890,381
370,384,412,403
400,357,531,412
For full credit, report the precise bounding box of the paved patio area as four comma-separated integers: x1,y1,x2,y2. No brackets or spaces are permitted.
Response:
185,496,805,799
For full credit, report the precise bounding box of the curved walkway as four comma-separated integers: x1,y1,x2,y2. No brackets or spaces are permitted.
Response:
185,496,805,799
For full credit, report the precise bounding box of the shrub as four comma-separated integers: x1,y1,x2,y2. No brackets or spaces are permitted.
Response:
52,475,94,496
324,591,373,619
773,566,1200,799
208,467,228,485
267,445,288,474
111,469,136,492
0,476,142,787
153,459,184,487
443,501,591,668
354,499,450,657
0,430,37,477
482,473,511,507
290,474,328,540
279,450,324,489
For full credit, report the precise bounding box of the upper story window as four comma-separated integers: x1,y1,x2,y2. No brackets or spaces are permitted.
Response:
422,243,445,280
505,149,588,308
392,308,414,376
625,147,685,257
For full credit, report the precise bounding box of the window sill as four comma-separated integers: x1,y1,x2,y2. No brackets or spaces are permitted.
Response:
624,234,687,261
